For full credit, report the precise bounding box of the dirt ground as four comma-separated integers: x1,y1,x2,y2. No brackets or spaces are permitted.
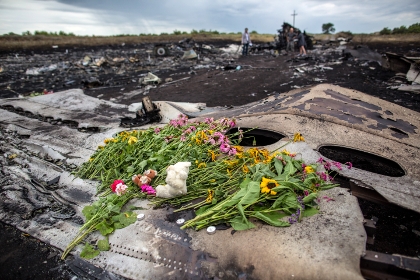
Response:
1,39,420,279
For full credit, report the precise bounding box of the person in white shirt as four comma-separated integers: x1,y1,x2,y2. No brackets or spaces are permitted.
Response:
241,28,252,56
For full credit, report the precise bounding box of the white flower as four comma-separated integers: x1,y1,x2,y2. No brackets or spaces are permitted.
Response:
115,183,128,196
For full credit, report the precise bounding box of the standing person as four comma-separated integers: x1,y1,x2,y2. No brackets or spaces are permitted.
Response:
286,27,296,54
241,28,252,56
296,29,307,57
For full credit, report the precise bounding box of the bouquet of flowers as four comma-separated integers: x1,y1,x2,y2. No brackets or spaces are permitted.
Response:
62,114,346,259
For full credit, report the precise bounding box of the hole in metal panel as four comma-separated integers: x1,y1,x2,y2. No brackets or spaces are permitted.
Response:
226,127,286,146
318,146,405,177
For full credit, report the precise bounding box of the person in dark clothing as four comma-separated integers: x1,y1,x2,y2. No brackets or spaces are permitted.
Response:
296,29,307,56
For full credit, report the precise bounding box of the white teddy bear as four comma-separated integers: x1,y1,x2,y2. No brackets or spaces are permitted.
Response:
156,162,191,198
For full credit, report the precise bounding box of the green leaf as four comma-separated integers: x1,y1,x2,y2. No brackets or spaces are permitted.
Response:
138,160,147,170
260,164,277,178
195,204,213,215
303,206,319,217
96,220,114,236
107,203,121,214
303,192,318,204
283,160,297,177
277,181,305,191
239,177,251,189
112,212,137,229
229,215,255,231
252,212,290,227
293,160,303,171
238,181,261,205
319,183,339,190
270,185,293,193
271,192,297,209
127,166,135,173
97,238,110,251
125,155,135,162
273,158,284,176
82,205,97,220
80,243,100,259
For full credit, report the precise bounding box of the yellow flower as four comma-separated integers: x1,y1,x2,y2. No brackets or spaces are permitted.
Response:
242,165,249,173
305,166,315,173
263,155,274,164
104,138,115,144
97,146,104,150
261,187,270,194
208,150,217,161
233,146,244,153
293,132,305,142
281,149,290,156
209,179,216,183
227,169,232,177
198,162,206,168
199,131,208,141
224,159,238,167
206,189,214,202
89,158,94,162
128,136,138,145
270,190,277,196
260,177,279,190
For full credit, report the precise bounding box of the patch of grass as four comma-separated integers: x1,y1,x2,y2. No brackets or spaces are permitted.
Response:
0,33,275,51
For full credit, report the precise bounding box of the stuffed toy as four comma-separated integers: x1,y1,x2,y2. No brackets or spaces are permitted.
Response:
132,169,158,187
156,162,191,198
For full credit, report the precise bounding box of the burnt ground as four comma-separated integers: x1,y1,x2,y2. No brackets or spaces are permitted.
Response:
0,39,420,279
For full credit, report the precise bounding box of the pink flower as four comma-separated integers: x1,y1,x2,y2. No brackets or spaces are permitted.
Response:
228,148,237,156
317,157,324,164
220,143,231,153
213,132,226,144
323,161,332,170
304,190,309,197
154,127,161,134
317,172,329,181
180,135,186,141
206,138,216,145
110,180,128,196
228,120,236,128
333,161,342,170
110,179,125,192
140,184,156,195
204,117,214,124
189,126,196,131
345,162,353,169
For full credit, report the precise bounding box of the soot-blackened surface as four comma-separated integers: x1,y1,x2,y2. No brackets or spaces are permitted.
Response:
0,40,420,278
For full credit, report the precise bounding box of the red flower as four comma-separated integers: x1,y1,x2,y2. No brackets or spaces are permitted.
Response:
110,179,125,193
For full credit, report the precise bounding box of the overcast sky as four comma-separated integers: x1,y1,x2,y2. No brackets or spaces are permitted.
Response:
1,0,419,36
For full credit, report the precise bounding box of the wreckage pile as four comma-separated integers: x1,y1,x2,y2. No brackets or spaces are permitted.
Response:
62,114,342,259
0,38,241,99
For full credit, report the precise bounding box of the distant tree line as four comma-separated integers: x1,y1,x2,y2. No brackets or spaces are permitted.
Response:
379,23,420,35
3,29,260,37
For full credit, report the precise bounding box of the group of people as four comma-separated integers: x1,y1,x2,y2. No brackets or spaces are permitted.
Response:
286,27,307,56
241,27,307,56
